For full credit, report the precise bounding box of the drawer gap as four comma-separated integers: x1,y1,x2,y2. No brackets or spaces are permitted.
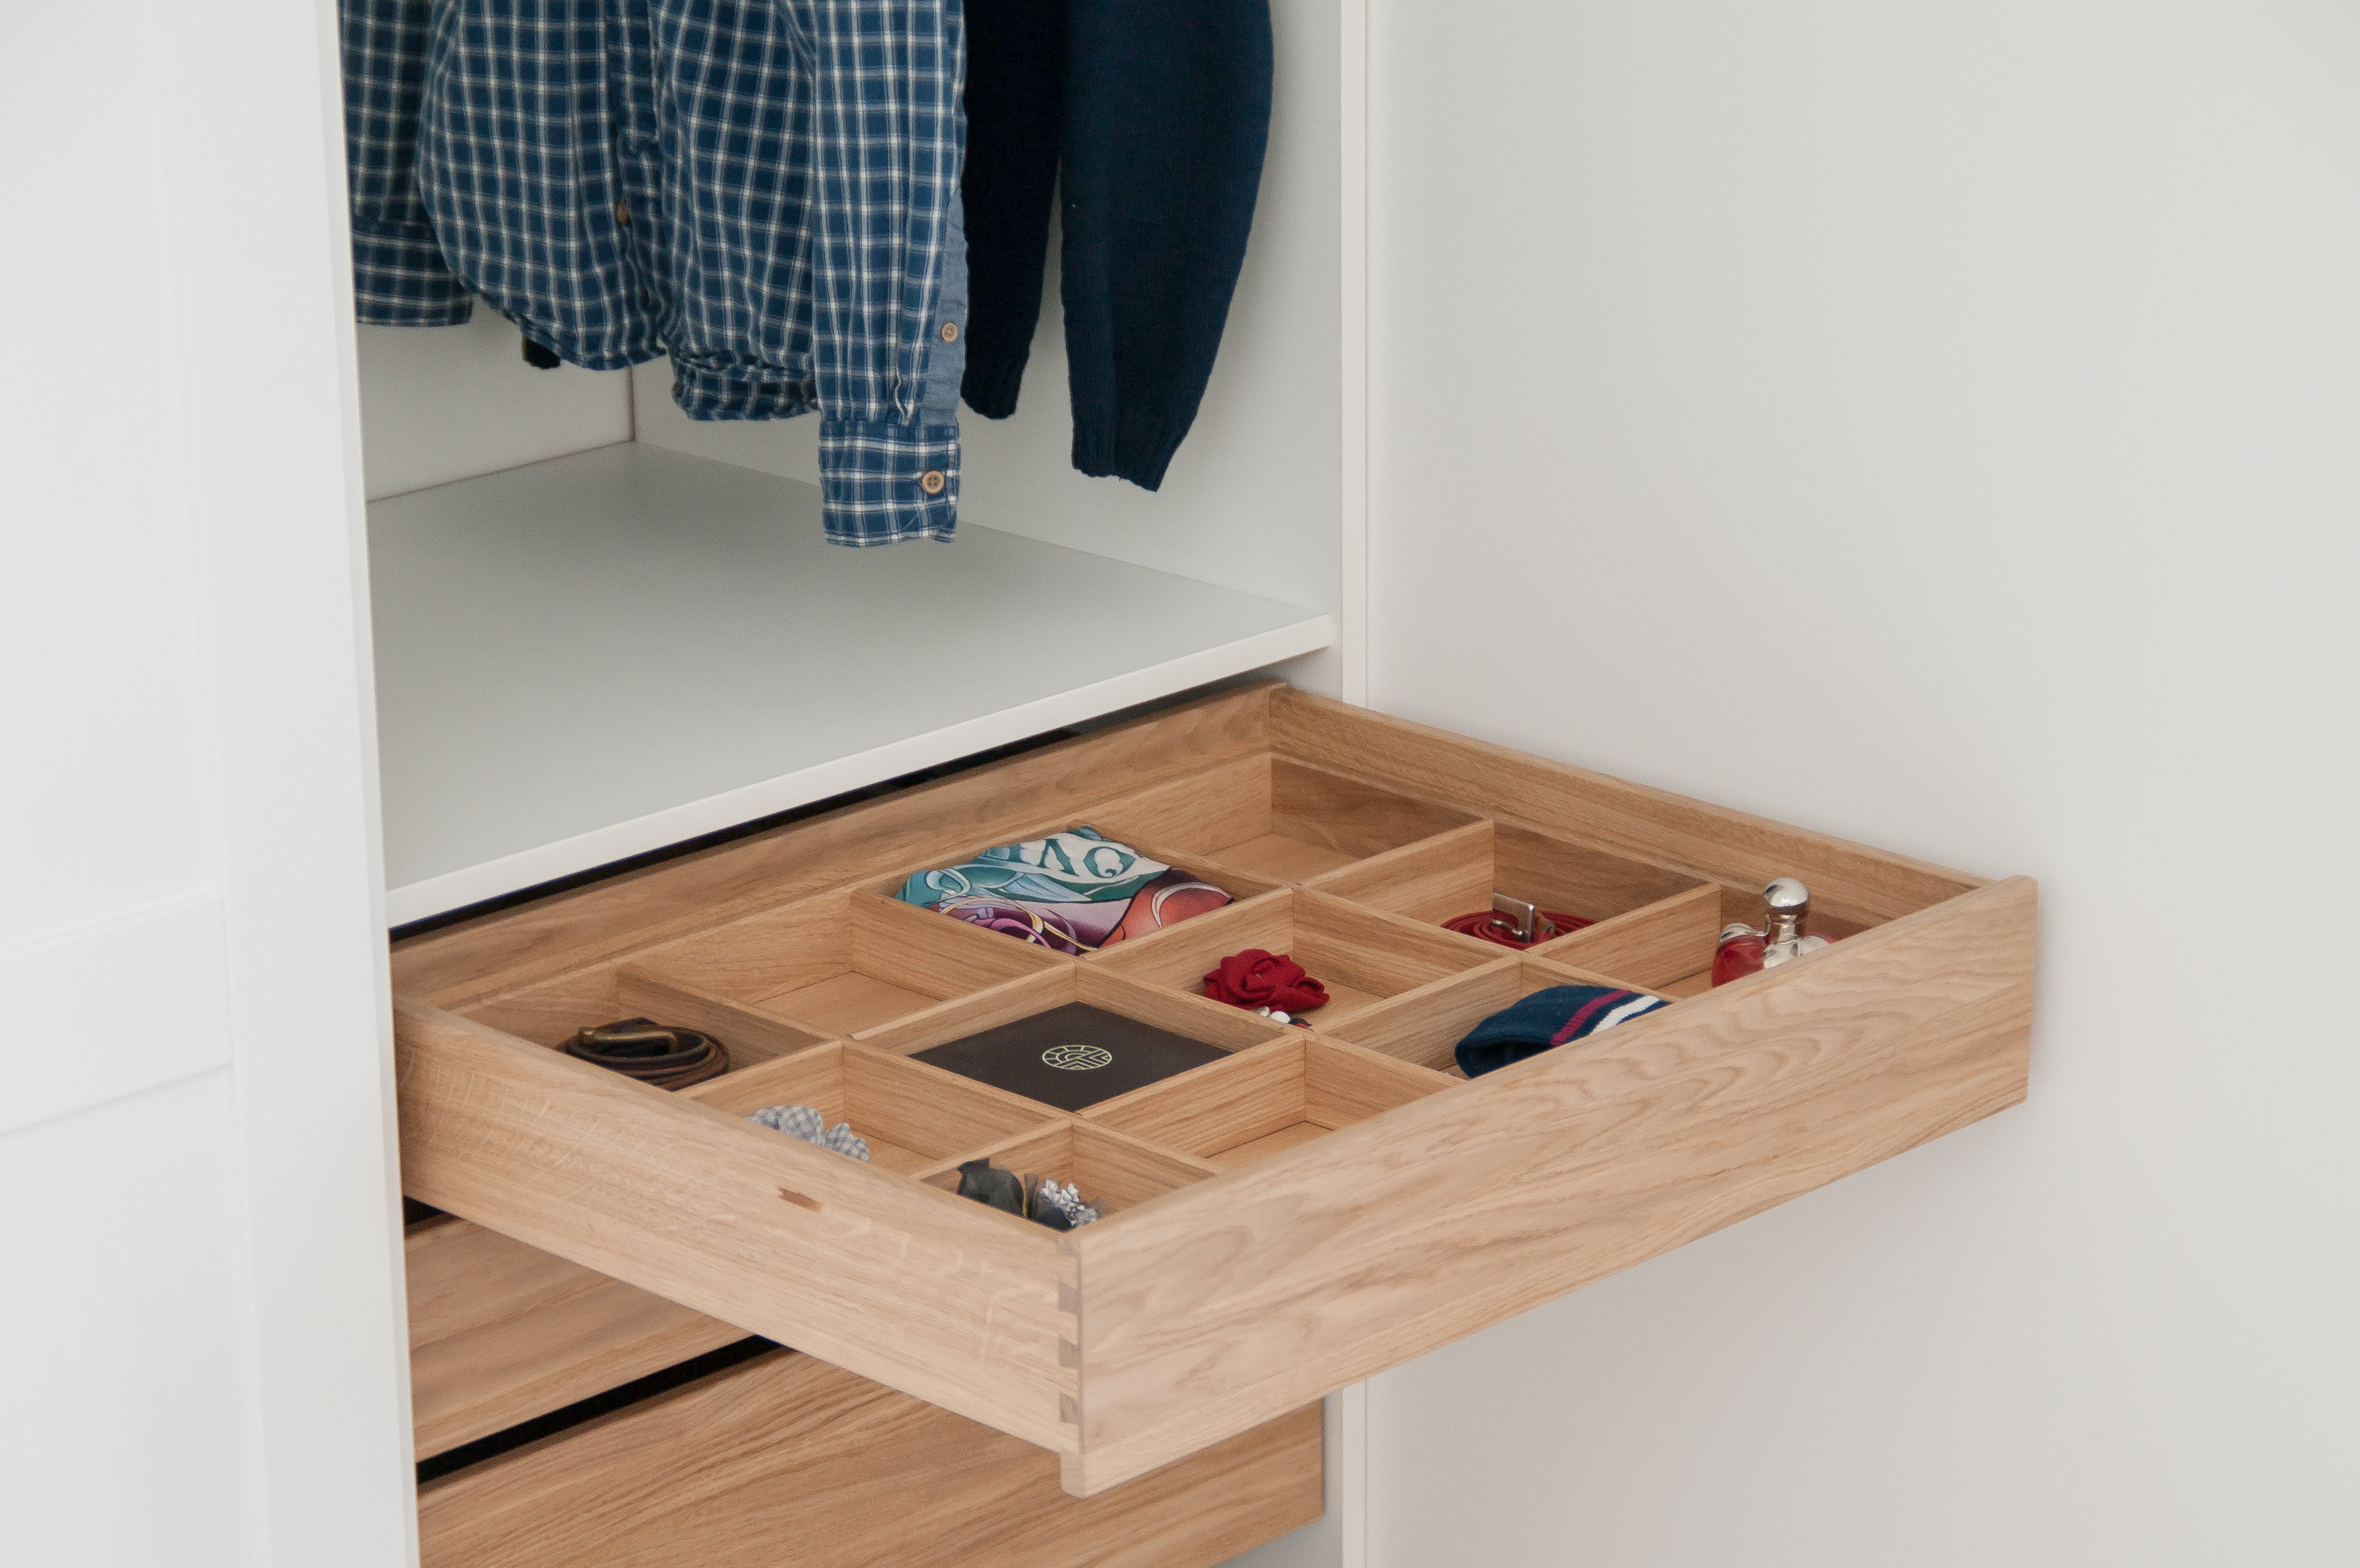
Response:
417,1336,774,1485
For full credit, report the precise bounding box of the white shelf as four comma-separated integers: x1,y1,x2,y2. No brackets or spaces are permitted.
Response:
369,444,1332,924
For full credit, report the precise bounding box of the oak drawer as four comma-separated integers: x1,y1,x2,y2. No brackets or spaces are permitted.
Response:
418,1344,1320,1568
405,1210,745,1459
394,683,2035,1496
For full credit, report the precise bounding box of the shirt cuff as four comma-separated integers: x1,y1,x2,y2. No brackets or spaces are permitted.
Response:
350,221,471,327
816,421,961,546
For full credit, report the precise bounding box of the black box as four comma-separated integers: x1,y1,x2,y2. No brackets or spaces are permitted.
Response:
912,1003,1232,1113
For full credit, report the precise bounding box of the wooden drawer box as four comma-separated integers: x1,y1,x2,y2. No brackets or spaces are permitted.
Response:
404,1189,1323,1566
394,683,2035,1496
418,1342,1320,1568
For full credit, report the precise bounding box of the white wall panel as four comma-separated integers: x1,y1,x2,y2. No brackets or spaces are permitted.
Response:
0,5,213,953
357,315,634,500
1365,2,2360,1563
0,1,414,1564
154,0,418,1559
0,1075,259,1568
0,896,233,1136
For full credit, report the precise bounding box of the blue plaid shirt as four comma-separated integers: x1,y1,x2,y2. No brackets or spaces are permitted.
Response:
343,0,965,545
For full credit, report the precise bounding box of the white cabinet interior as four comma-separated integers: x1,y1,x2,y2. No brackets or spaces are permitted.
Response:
356,0,1349,927
370,444,1331,923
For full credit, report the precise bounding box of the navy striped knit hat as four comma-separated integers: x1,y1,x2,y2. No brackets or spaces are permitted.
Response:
1454,984,1671,1078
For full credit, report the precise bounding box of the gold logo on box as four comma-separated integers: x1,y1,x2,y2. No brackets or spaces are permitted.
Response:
1042,1043,1113,1071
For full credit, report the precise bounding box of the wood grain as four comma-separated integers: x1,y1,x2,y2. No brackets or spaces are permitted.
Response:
1087,755,1275,862
1060,877,2036,1493
853,967,1083,1056
1073,1121,1227,1213
763,970,942,1035
459,965,634,1048
406,1218,743,1459
1077,1033,1450,1164
1532,882,1726,990
392,682,1278,1009
1200,832,1362,883
417,1348,1322,1568
1272,689,1984,924
1301,1035,1458,1128
1121,837,1293,905
1074,966,1301,1052
397,998,1079,1452
854,889,1076,997
1292,890,1509,1001
1082,1036,1308,1157
1492,819,1704,925
683,1040,852,1123
1205,1122,1334,1168
626,891,858,1006
1301,822,1496,925
613,967,836,1066
844,1040,1067,1155
1320,958,1529,1072
1268,757,1481,860
1091,754,1478,884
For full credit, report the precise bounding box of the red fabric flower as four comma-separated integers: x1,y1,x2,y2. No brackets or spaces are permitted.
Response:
1202,949,1329,1013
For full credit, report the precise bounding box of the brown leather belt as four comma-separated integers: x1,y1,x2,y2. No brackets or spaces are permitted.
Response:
563,1018,731,1089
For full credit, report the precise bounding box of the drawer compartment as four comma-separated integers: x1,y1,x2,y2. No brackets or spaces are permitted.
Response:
395,682,2034,1496
418,1345,1321,1568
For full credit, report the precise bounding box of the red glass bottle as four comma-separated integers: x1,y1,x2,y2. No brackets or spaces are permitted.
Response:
1711,924,1766,985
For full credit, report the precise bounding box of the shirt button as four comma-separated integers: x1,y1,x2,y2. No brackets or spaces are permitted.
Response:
615,199,630,225
919,470,947,496
940,321,960,343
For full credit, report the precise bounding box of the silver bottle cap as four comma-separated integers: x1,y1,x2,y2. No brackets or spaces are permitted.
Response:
1762,878,1811,947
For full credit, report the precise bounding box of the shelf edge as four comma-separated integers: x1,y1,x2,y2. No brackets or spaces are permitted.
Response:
384,613,1334,925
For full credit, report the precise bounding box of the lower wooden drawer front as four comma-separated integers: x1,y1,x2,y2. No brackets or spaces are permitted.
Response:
407,1213,745,1459
394,683,2036,1495
418,1346,1322,1568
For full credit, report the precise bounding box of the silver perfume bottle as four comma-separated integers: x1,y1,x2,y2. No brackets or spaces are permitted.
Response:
1711,877,1832,985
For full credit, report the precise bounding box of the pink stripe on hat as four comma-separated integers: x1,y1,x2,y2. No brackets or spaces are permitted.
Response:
1550,989,1633,1045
